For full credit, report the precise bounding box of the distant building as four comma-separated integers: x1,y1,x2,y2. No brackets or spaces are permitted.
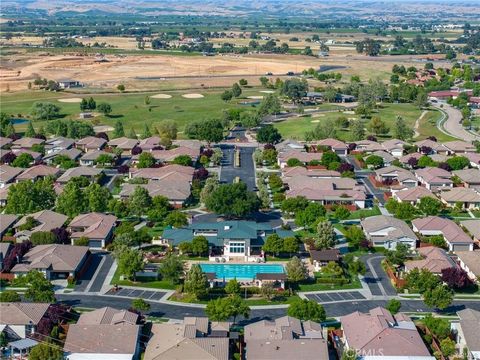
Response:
57,79,82,89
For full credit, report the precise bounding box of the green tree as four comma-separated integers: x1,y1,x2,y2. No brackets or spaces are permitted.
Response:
260,282,276,300
257,94,282,116
225,278,241,296
232,83,242,97
117,84,125,92
5,178,56,214
137,152,156,168
334,206,350,220
141,124,152,139
157,120,178,140
116,248,144,281
128,186,152,216
164,210,188,228
287,158,303,167
315,220,336,250
417,155,436,168
386,243,409,266
263,234,284,256
418,196,442,216
172,154,192,166
367,116,389,135
0,290,21,302
25,120,36,137
191,236,209,256
239,79,248,86
131,298,150,312
440,338,456,357
30,231,57,245
85,183,111,212
405,268,441,294
204,182,260,218
97,102,112,115
12,153,34,168
281,78,308,104
256,124,281,144
158,254,184,284
95,153,114,166
24,270,55,303
205,295,250,324
295,202,326,229
285,256,308,283
56,181,87,217
281,196,309,215
283,237,298,255
446,156,470,171
31,102,60,120
113,120,125,138
221,90,233,101
184,264,209,300
128,127,137,139
386,299,402,314
365,155,384,169
393,116,414,140
287,299,326,322
29,343,63,360
350,120,365,141
423,284,453,310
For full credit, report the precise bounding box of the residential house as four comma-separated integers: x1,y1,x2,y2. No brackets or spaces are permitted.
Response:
382,139,407,157
64,307,140,360
15,165,61,182
461,220,480,243
107,137,139,153
277,149,323,168
281,166,340,179
11,148,42,164
285,176,366,209
414,139,449,155
405,247,456,275
57,166,103,184
129,164,194,181
11,244,89,280
0,164,23,188
399,152,422,167
412,216,474,252
392,186,435,205
0,303,50,340
43,148,82,165
120,181,191,208
136,146,199,164
80,150,113,166
443,141,477,154
455,251,480,283
315,138,348,155
464,152,480,169
439,187,480,209
451,309,480,360
44,137,74,154
0,214,18,238
172,139,203,152
68,213,117,249
361,215,418,250
144,317,230,360
244,316,328,360
374,166,417,188
138,136,162,151
162,221,294,262
0,242,13,271
415,167,453,192
340,307,434,360
75,136,107,152
275,139,304,153
355,139,383,153
14,210,68,242
310,249,341,271
454,169,480,190
370,150,395,166
11,137,44,150
0,136,13,149
0,183,11,207
58,79,82,88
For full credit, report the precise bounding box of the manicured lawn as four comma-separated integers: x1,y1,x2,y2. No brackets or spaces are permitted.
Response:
1,88,264,137
110,267,176,290
347,206,380,220
274,103,432,141
416,109,456,142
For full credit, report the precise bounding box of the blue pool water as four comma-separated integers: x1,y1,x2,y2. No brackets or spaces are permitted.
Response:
200,263,284,280
11,118,29,125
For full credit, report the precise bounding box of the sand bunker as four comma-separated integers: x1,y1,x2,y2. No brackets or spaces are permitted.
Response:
58,97,83,103
93,125,114,132
247,96,264,99
151,94,172,99
260,90,275,94
182,93,204,99
311,120,320,123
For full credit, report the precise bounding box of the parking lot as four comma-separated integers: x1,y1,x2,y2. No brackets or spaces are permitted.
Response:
305,291,366,303
104,288,167,301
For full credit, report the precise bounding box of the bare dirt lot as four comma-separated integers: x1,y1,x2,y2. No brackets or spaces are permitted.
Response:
0,49,448,93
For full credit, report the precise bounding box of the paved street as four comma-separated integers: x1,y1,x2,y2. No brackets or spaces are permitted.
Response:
306,291,366,303
434,103,480,142
361,254,397,296
75,253,114,293
74,252,104,292
218,144,256,190
104,288,167,301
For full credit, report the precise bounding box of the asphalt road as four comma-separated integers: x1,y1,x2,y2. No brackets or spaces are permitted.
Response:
362,255,397,296
86,253,114,293
434,103,480,142
218,144,256,190
56,294,480,324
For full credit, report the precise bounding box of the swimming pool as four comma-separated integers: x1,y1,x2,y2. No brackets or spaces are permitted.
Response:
200,263,284,280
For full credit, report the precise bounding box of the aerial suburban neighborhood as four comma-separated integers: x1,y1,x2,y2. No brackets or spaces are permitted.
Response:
0,0,480,359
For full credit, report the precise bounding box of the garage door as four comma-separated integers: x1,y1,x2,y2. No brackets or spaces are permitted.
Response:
453,244,471,252
89,240,103,249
